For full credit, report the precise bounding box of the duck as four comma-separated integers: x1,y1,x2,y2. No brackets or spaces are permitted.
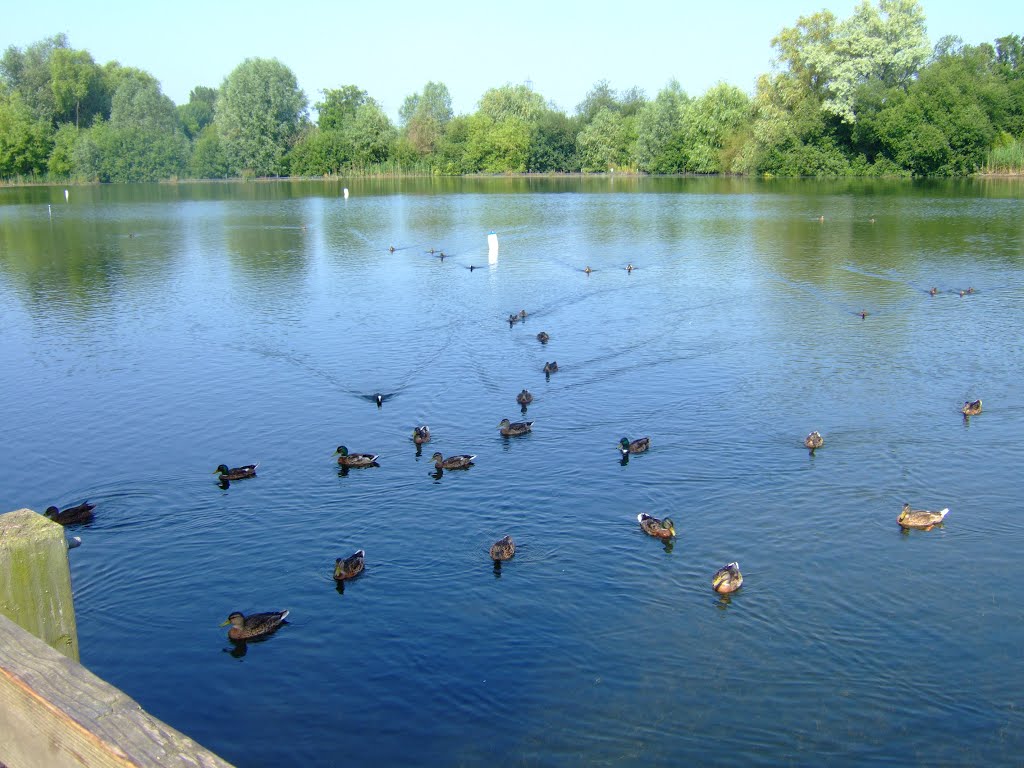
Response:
388,245,395,253
637,513,675,539
519,309,527,320
804,431,824,450
543,361,558,374
220,610,289,641
333,550,365,581
489,535,515,562
583,266,592,274
498,418,533,437
929,287,939,296
961,399,982,416
508,313,520,326
516,389,533,406
44,501,95,525
712,562,743,594
618,436,650,457
431,452,475,470
898,503,949,530
626,263,634,273
411,425,431,444
857,310,869,319
214,463,258,481
536,331,549,343
374,393,383,408
334,445,379,468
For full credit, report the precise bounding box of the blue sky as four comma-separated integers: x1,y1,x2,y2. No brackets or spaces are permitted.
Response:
4,0,1021,119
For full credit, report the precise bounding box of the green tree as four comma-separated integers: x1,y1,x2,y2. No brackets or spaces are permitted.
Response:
347,100,395,165
634,80,689,173
680,83,751,173
50,48,103,128
47,122,78,177
316,85,368,131
577,108,632,171
1,34,69,124
110,72,177,132
527,109,578,172
188,124,229,178
177,86,217,139
399,81,453,156
0,89,54,177
576,79,619,123
216,57,307,176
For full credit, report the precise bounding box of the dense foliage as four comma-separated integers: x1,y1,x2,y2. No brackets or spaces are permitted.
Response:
2,2,1022,182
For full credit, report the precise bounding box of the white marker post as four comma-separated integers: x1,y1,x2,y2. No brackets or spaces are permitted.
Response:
488,231,498,265
343,187,349,199
64,189,69,202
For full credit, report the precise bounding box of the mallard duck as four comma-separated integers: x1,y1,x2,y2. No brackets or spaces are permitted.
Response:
516,389,533,406
411,425,431,444
333,550,365,581
220,610,289,641
490,535,515,561
374,393,383,407
857,310,869,319
898,503,949,530
334,445,379,468
804,431,824,450
537,331,549,343
44,501,95,525
519,309,527,319
214,463,258,481
543,361,558,374
389,245,395,253
583,266,592,274
618,436,650,457
626,263,634,273
961,399,982,416
712,562,743,594
498,418,533,436
508,313,520,326
431,452,475,470
929,287,938,296
637,512,675,539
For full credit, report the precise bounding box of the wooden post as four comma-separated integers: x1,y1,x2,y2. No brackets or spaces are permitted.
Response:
0,614,235,767
0,509,79,662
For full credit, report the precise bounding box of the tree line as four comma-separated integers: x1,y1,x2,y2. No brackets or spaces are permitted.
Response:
2,1,1023,182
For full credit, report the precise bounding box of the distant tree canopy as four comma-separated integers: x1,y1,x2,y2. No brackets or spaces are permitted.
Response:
2,1,1024,181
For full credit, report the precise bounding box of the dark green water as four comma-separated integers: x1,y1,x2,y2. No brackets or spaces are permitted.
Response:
1,177,1022,766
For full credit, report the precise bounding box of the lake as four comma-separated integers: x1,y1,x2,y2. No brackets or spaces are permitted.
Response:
1,177,1022,766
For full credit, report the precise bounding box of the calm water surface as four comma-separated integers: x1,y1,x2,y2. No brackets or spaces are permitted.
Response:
1,177,1023,766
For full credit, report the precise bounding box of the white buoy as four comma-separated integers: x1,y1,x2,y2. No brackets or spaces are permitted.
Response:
488,231,498,265
48,204,52,217
343,187,349,199
64,189,69,202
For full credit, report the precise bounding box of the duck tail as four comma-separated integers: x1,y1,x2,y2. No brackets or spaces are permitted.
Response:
637,513,646,523
937,508,949,520
354,549,365,558
279,609,290,621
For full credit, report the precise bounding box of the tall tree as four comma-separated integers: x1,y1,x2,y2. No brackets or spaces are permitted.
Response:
50,48,102,128
215,57,307,176
634,80,689,173
399,81,453,156
177,85,217,139
316,85,368,131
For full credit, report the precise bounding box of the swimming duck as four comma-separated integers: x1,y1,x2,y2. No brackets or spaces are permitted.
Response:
44,501,95,525
961,399,982,416
333,550,365,581
374,393,383,407
712,563,743,593
516,389,533,406
411,426,431,444
389,246,395,253
519,309,527,319
537,331,549,343
626,263,634,273
583,266,592,274
431,452,475,470
334,445,379,468
897,503,949,530
929,287,938,296
214,463,258,481
543,361,558,374
619,436,650,456
498,418,533,437
508,313,520,326
804,431,824,450
857,310,869,319
637,512,675,539
490,535,515,561
220,610,289,641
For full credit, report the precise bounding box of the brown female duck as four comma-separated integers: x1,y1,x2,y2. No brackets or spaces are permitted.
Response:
804,431,824,450
961,399,982,416
489,535,516,562
431,452,476,470
712,562,743,594
498,418,533,437
897,503,949,530
220,610,289,641
334,550,365,581
44,501,95,525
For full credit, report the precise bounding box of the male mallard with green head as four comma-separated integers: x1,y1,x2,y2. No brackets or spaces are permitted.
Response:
431,452,475,470
619,436,650,457
712,562,743,594
334,446,379,468
498,418,533,437
220,610,289,641
961,399,982,416
804,431,824,450
897,503,949,530
44,501,95,525
637,513,675,539
214,463,258,481
490,535,515,561
516,389,533,406
334,550,365,581
411,425,431,444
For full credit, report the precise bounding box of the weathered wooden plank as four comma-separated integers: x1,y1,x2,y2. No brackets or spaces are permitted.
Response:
0,614,234,767
0,508,79,661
